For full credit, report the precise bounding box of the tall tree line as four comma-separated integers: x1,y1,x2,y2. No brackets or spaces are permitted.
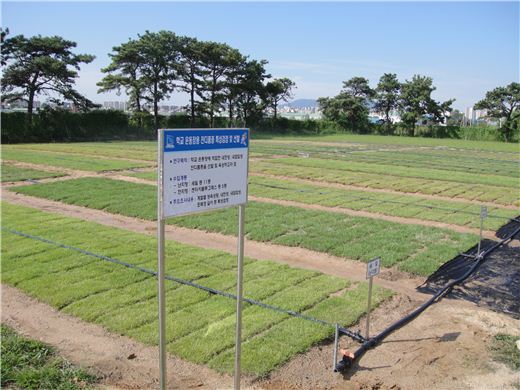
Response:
97,31,295,129
1,29,296,129
318,74,455,136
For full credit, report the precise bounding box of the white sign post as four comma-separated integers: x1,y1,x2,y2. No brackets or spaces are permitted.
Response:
477,206,487,257
157,128,249,390
365,257,380,339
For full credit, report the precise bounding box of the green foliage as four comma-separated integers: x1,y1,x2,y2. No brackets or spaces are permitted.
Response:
13,177,478,275
399,75,454,136
1,109,152,144
2,202,391,375
374,73,400,135
489,334,520,370
1,33,96,120
318,77,374,133
264,78,297,119
1,325,97,389
474,82,520,142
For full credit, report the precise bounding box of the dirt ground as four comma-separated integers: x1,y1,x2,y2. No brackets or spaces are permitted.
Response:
3,282,519,390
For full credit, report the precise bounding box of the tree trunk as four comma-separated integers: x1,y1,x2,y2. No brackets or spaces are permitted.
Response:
190,80,195,127
153,82,159,129
27,88,35,126
385,109,391,134
273,102,277,120
228,98,233,128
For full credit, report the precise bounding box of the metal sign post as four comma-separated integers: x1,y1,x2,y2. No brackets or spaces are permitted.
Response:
157,128,249,390
234,204,246,390
157,129,167,390
365,257,381,339
477,206,487,257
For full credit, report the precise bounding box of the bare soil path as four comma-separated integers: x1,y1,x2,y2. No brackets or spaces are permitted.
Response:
259,291,520,390
2,190,426,299
1,284,234,390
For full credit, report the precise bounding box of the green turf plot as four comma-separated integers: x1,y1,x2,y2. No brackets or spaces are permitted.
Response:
264,157,518,189
1,149,152,172
251,143,519,178
2,201,391,376
261,134,520,153
248,176,517,230
252,160,520,207
13,177,478,275
3,141,157,162
124,171,517,230
1,163,65,182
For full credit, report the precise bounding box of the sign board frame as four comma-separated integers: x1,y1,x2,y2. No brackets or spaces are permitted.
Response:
157,128,249,390
366,257,381,279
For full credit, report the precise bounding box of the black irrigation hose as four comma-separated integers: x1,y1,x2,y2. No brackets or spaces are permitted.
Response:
335,223,520,372
2,227,366,343
250,181,520,223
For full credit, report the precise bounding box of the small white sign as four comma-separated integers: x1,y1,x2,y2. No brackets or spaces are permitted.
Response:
161,129,249,218
480,206,488,219
366,257,381,279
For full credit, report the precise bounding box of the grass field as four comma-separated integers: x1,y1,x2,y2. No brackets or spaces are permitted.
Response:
125,172,516,230
1,149,152,172
1,163,65,182
257,134,520,152
1,325,97,389
2,202,391,376
2,134,518,378
12,177,478,275
251,143,519,177
252,160,519,206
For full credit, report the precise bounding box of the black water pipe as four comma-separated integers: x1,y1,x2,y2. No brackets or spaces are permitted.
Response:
335,224,520,372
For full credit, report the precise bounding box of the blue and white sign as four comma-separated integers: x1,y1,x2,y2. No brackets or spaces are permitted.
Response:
161,129,249,217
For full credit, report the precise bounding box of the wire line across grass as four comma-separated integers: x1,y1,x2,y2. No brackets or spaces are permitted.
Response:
2,202,391,376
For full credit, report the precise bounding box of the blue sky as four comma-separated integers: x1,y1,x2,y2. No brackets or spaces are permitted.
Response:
2,1,519,110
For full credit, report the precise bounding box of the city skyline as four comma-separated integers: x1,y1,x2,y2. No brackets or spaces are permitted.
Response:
2,1,519,110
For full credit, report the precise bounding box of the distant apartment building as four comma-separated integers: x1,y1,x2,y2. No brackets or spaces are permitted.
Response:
464,107,488,125
103,101,128,111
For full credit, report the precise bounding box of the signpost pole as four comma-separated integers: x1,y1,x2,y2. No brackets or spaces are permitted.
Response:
366,276,373,339
157,130,167,390
365,257,380,340
477,206,487,257
234,203,246,390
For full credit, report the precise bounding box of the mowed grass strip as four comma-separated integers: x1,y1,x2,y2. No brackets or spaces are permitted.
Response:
1,163,66,182
252,160,519,207
3,141,157,162
124,171,517,230
263,134,520,153
13,177,477,275
2,149,152,172
248,176,517,230
2,202,391,375
251,143,519,177
261,157,518,189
